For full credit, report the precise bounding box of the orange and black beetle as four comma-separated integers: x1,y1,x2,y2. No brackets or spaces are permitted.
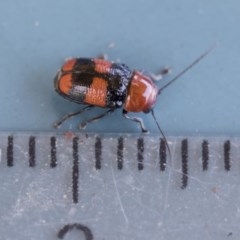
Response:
54,47,214,133
54,57,164,132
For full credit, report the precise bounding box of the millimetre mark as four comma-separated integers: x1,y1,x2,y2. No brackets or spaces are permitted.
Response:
181,139,188,189
137,138,144,170
224,140,231,171
72,137,79,204
117,137,124,170
202,140,209,171
7,135,14,167
50,136,57,168
29,136,36,167
159,138,166,171
95,137,102,170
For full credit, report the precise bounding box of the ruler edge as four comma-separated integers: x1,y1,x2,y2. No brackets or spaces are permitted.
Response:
0,131,239,139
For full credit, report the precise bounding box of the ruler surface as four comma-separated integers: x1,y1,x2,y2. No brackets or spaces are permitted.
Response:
0,132,240,240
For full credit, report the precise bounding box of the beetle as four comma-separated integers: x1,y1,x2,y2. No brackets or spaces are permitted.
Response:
54,46,215,139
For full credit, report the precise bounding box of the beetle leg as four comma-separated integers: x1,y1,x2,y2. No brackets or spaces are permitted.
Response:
97,53,108,60
149,67,171,81
80,108,115,129
122,110,148,133
54,106,93,128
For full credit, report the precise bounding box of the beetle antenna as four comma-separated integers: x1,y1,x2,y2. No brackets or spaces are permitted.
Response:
158,44,217,94
151,109,171,160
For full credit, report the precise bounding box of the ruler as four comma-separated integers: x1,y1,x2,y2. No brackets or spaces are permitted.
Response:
0,132,239,240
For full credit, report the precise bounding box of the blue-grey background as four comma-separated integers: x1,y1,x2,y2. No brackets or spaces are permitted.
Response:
0,0,239,135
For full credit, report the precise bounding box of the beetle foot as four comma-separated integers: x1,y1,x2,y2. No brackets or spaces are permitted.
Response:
79,122,87,129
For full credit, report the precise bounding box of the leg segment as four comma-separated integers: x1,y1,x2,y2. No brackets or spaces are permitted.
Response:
80,108,115,129
122,110,148,133
54,106,93,128
149,67,171,81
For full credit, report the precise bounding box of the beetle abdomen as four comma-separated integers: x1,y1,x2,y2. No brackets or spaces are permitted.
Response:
54,58,132,108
